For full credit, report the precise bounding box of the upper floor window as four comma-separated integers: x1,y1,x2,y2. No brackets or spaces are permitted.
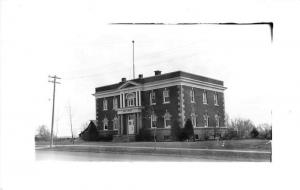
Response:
215,114,220,128
203,114,209,127
190,89,195,103
126,93,135,107
163,89,170,104
150,91,156,105
191,113,197,127
113,116,118,130
214,93,219,106
151,113,157,128
113,97,118,110
103,99,108,110
203,91,207,104
164,111,171,128
103,117,108,130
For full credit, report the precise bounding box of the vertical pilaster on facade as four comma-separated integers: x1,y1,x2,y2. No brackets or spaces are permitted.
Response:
120,115,123,135
138,90,141,106
135,91,138,106
177,85,185,128
122,93,125,108
119,93,122,108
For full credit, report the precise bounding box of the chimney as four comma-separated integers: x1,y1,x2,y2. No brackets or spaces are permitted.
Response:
154,70,162,76
138,74,143,79
121,77,126,82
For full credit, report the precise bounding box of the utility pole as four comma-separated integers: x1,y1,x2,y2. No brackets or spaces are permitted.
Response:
48,75,61,148
132,40,135,79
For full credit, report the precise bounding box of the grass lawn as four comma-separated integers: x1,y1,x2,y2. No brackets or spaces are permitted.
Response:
36,139,271,151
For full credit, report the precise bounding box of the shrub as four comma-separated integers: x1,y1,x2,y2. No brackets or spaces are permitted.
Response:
80,123,99,141
182,119,195,141
171,120,182,141
136,128,153,141
222,128,238,140
250,127,259,138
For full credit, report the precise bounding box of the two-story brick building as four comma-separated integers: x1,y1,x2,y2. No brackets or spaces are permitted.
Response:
93,70,227,141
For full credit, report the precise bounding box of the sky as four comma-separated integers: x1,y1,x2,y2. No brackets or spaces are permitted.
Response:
29,23,273,137
3,13,274,137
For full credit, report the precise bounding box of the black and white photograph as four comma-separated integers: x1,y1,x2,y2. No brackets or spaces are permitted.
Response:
1,0,300,190
35,23,273,162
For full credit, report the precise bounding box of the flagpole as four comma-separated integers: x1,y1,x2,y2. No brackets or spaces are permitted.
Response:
132,40,135,79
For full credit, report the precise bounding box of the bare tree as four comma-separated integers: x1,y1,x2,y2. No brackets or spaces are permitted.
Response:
67,103,75,144
35,125,53,141
230,118,255,139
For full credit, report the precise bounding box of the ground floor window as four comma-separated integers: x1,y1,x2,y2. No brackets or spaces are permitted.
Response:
151,113,157,128
215,114,220,128
191,113,197,127
204,114,209,127
103,117,108,130
113,116,118,130
164,111,171,128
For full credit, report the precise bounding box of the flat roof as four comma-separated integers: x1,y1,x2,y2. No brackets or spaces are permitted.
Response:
95,70,224,92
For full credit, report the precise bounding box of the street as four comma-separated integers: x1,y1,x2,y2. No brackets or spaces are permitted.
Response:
36,149,218,161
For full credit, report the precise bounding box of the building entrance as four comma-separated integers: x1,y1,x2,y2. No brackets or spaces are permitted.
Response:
127,114,135,134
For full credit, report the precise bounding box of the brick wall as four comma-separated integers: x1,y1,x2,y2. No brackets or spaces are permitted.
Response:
96,95,120,131
141,85,180,130
182,85,225,127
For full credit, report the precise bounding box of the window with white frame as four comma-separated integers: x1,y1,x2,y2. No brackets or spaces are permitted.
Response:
103,117,108,130
203,114,209,127
215,114,220,128
151,113,157,128
203,91,207,104
163,89,170,103
190,89,195,103
164,111,171,128
150,91,156,105
126,93,135,107
113,97,118,110
103,99,108,110
214,93,219,106
113,116,118,130
191,113,197,127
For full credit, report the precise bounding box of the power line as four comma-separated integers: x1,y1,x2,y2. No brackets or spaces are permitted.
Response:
48,75,61,148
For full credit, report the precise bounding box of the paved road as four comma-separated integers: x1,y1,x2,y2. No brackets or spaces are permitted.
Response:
36,149,218,162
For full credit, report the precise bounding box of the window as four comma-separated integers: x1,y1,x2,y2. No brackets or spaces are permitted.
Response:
190,89,195,103
214,93,219,106
113,98,118,110
164,111,171,128
113,116,118,130
126,93,135,107
203,91,207,104
151,113,157,128
103,117,108,130
163,89,170,103
203,114,209,127
103,99,108,110
191,113,197,127
150,91,156,105
215,114,220,128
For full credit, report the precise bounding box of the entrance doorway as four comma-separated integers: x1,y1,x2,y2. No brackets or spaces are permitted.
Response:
128,114,135,134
